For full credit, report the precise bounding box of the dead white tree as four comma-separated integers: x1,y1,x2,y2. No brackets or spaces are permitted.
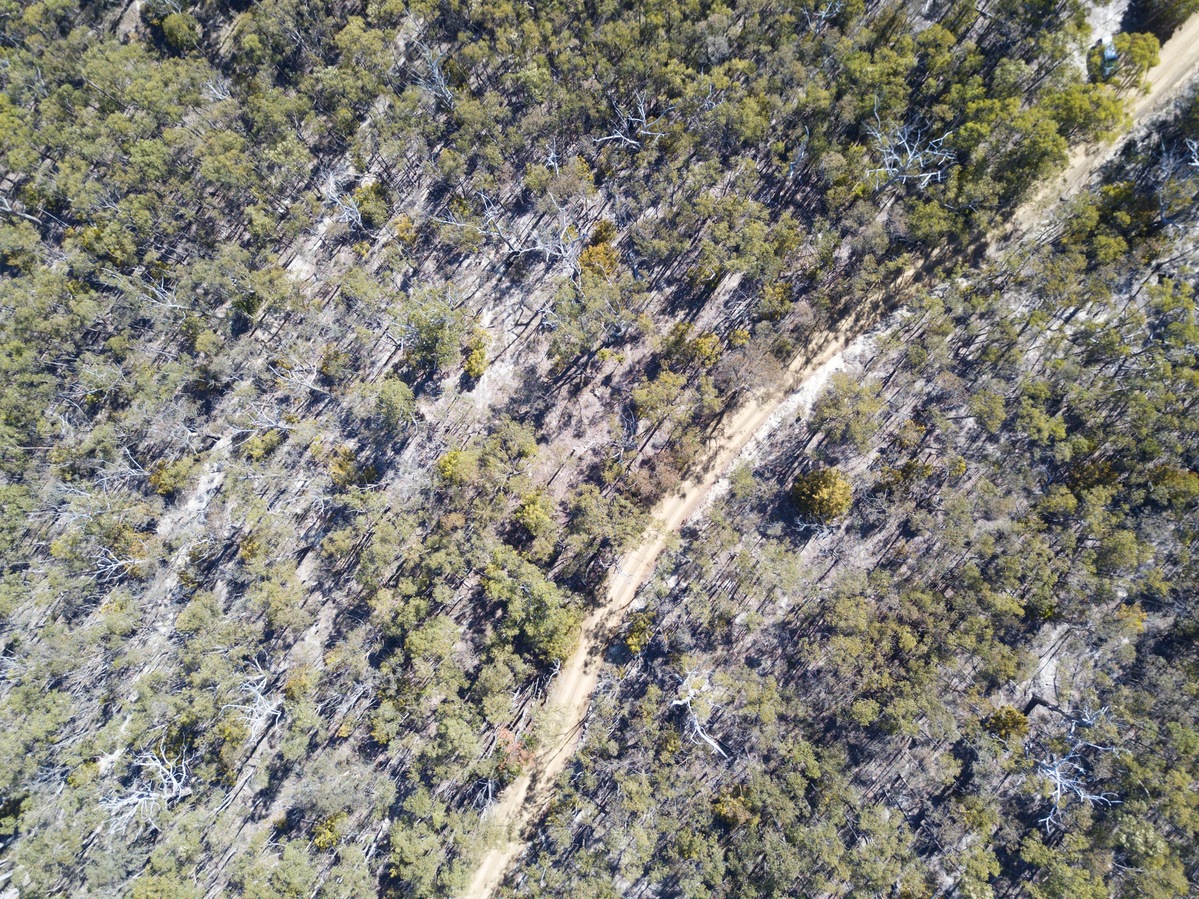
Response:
202,76,233,102
544,137,562,174
1033,706,1123,833
228,403,306,437
594,91,675,150
414,42,455,109
221,661,283,741
700,82,725,112
866,108,955,191
522,195,587,269
612,407,640,452
0,193,65,228
671,669,730,759
787,125,812,179
333,192,364,230
433,191,586,271
101,741,193,835
803,0,844,31
101,270,189,313
470,777,499,810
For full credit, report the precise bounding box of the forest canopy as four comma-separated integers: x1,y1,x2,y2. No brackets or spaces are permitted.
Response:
0,0,1196,896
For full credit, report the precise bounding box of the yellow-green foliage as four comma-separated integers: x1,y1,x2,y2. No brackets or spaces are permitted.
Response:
713,788,757,829
983,706,1029,742
464,328,489,379
436,448,478,486
514,491,554,538
243,429,284,462
624,611,654,654
351,182,390,229
758,282,792,320
791,467,853,521
579,242,620,279
327,445,377,489
160,12,201,50
589,218,617,246
148,455,198,497
313,812,348,851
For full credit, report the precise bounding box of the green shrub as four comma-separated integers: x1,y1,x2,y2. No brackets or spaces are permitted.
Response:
792,467,853,521
160,12,201,50
983,706,1029,742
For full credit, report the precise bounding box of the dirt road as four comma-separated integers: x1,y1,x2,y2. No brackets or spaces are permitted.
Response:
462,300,885,899
461,19,1199,899
1011,14,1199,236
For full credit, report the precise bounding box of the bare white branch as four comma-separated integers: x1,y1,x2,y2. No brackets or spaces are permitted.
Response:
1033,705,1123,833
202,77,233,102
671,669,730,758
803,0,843,31
101,741,193,836
414,42,455,110
866,105,955,191
594,91,675,150
220,661,284,741
334,193,364,230
434,191,586,271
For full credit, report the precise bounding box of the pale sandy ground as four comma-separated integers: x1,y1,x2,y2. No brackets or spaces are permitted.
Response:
1011,13,1199,237
462,20,1199,898
463,311,886,899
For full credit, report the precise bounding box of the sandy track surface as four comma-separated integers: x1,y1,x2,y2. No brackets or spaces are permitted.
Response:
1011,14,1199,237
461,18,1199,899
462,301,888,899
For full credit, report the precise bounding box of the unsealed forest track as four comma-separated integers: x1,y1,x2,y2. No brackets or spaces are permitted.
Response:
460,20,1199,899
1010,14,1199,238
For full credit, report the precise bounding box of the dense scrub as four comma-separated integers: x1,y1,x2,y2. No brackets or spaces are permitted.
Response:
0,0,1185,896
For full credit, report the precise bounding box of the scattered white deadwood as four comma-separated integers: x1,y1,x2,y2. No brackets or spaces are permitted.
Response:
90,447,148,494
35,484,120,526
1153,140,1199,225
594,91,674,150
333,192,365,230
0,654,28,690
101,741,193,835
671,669,730,759
202,76,233,102
414,42,455,109
221,662,284,741
434,191,587,270
866,108,955,191
803,0,844,32
1033,705,1123,833
268,352,334,397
